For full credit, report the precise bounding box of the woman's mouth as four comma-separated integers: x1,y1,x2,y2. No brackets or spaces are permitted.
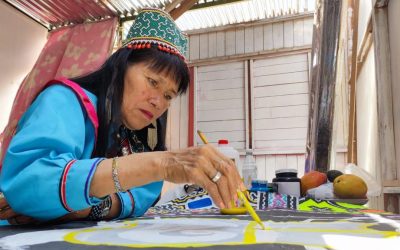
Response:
140,109,154,120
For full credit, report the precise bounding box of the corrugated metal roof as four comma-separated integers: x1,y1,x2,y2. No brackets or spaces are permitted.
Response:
175,0,315,31
5,0,315,32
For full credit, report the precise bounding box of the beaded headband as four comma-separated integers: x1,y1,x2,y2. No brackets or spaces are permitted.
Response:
123,8,188,61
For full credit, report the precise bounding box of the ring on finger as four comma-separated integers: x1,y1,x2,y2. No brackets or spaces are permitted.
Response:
211,171,222,183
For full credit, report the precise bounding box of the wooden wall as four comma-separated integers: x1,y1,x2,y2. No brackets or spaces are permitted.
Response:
165,14,348,182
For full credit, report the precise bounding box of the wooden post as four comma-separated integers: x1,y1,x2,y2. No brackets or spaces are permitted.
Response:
371,2,397,182
305,0,342,173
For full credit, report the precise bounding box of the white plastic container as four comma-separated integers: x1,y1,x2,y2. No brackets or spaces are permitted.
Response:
217,139,241,176
242,149,257,189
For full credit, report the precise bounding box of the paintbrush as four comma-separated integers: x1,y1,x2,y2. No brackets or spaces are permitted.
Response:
196,130,265,230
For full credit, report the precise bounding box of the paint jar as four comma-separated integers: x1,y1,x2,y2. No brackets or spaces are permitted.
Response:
217,139,241,176
272,169,301,197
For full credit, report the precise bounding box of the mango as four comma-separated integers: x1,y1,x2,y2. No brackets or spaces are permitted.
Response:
333,174,368,199
300,171,327,196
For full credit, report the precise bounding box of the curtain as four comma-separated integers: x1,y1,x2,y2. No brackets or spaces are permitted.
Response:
0,17,118,168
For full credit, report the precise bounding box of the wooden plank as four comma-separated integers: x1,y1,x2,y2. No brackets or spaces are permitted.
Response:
263,23,273,50
169,0,197,19
208,32,217,58
265,154,276,182
297,154,305,177
246,60,251,150
372,6,397,181
284,20,294,48
254,105,309,119
255,155,266,180
199,88,243,101
197,108,244,121
253,61,308,77
254,71,309,86
199,33,209,59
236,27,245,54
225,29,236,56
273,22,284,49
245,26,254,53
383,180,400,187
197,69,243,81
197,130,245,142
199,78,244,91
254,82,309,97
189,34,200,61
254,94,308,108
254,25,264,52
197,98,244,111
294,18,304,47
303,17,314,45
216,31,226,57
287,155,298,170
179,91,188,149
255,116,308,130
197,61,243,73
254,54,307,67
275,155,287,170
198,120,245,132
255,140,306,150
254,128,308,141
169,97,181,150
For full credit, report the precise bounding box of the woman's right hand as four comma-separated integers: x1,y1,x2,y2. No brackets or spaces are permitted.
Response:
160,144,245,209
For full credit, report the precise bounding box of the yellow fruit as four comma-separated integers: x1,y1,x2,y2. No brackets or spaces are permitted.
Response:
220,207,248,215
333,174,368,199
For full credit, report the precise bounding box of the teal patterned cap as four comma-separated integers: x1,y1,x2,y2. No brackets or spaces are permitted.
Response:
123,8,188,60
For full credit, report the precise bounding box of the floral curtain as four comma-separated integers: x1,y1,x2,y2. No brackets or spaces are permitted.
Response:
0,17,118,169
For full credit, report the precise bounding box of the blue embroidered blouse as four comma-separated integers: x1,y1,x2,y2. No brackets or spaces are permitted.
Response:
0,84,162,221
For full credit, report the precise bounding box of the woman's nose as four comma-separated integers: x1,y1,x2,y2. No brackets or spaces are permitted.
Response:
149,93,163,109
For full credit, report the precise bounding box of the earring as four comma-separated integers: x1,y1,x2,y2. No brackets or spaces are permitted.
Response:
147,121,158,150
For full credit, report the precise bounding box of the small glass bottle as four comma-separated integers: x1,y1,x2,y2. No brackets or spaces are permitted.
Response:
242,149,257,189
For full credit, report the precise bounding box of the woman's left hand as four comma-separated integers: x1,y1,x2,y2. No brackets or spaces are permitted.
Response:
0,194,38,225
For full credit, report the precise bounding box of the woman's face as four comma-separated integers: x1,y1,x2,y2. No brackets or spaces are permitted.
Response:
121,62,178,130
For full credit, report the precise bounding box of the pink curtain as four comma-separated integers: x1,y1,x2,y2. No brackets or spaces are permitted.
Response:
0,17,118,168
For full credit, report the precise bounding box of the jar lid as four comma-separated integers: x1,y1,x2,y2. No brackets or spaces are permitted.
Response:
275,168,298,174
218,139,229,145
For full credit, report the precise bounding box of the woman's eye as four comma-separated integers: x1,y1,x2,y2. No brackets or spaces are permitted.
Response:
148,78,157,87
164,93,172,100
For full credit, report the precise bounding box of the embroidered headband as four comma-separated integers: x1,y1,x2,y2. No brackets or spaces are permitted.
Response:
123,8,188,60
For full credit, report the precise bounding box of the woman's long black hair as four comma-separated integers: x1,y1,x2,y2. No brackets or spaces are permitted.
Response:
72,46,190,157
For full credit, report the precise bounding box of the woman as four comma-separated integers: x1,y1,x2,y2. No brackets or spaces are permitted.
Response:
0,8,243,225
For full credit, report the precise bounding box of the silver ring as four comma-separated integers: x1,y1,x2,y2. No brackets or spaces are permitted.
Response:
211,171,222,183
